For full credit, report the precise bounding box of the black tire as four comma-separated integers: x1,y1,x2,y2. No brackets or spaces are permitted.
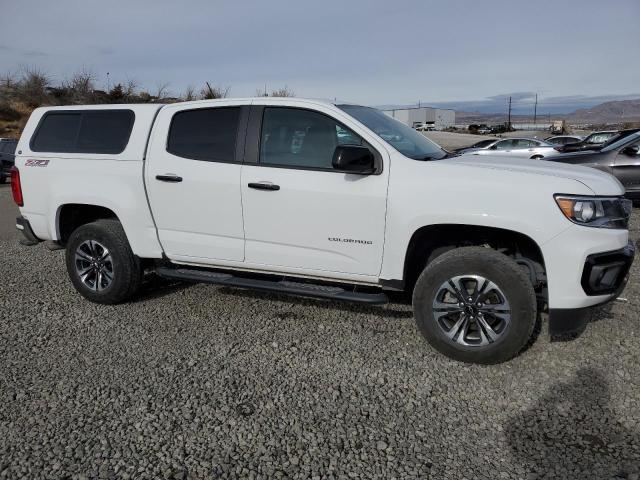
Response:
412,246,536,364
65,219,142,304
0,174,5,184
530,155,544,160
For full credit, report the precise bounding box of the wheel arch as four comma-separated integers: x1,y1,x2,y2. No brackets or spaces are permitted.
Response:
401,224,547,295
56,203,120,245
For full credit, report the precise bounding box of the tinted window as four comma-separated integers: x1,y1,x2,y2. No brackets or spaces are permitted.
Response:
260,107,363,169
31,110,134,154
32,113,81,152
167,107,240,162
77,111,134,153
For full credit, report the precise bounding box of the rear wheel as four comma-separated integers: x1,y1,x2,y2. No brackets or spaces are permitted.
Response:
412,246,536,364
65,219,142,304
530,155,544,160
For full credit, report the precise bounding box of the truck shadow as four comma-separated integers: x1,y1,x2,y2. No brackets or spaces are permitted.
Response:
504,367,639,479
130,275,192,303
215,286,415,320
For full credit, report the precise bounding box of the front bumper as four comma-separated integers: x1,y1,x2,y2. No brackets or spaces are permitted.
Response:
548,240,635,338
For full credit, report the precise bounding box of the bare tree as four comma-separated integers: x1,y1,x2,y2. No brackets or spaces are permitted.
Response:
182,85,197,101
200,82,229,99
123,79,138,102
65,69,96,103
16,67,50,107
154,82,170,100
270,86,295,97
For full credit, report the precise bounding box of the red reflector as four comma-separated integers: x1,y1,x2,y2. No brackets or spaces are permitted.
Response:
11,166,23,207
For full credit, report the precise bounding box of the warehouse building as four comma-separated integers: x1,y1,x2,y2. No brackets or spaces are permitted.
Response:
383,106,455,130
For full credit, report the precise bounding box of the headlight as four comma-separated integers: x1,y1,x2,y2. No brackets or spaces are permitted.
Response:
554,195,632,229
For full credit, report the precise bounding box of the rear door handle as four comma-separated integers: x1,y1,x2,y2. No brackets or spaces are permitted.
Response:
156,174,183,183
248,182,280,191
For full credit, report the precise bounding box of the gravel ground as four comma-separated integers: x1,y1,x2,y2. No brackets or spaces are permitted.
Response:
0,184,639,479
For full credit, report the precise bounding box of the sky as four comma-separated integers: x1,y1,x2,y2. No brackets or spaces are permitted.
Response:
0,0,639,114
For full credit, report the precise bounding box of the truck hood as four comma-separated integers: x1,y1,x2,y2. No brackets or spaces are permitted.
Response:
446,155,624,196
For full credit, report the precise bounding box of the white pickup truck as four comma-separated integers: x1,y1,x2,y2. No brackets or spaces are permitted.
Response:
11,98,635,364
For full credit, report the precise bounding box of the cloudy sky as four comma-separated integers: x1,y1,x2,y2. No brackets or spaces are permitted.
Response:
1,0,638,113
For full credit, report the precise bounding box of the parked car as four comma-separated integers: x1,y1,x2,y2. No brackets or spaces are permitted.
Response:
547,130,640,200
11,99,634,364
414,123,435,132
0,138,18,183
456,137,559,159
556,130,619,152
453,139,497,153
545,135,583,146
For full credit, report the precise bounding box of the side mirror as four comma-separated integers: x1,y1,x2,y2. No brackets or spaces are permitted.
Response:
621,145,639,156
332,145,376,174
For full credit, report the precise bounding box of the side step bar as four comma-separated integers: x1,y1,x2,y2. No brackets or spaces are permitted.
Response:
155,267,388,305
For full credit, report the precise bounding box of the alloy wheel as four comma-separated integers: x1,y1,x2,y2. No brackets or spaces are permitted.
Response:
74,240,114,292
432,275,511,346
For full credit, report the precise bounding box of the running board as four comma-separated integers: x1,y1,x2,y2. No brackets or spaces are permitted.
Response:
155,267,388,305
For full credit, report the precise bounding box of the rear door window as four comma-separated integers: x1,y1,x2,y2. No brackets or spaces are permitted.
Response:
167,107,241,162
31,110,134,154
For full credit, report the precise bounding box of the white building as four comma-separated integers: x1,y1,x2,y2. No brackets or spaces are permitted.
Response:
383,106,455,130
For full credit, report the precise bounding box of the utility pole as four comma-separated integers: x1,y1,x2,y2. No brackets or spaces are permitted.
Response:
507,96,512,130
106,72,110,92
533,93,538,126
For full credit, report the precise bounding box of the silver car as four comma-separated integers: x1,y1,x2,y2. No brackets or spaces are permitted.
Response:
456,137,559,159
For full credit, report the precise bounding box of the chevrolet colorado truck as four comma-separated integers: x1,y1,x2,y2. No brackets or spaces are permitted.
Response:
11,98,635,364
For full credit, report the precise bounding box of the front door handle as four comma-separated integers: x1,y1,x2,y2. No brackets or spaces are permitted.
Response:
156,174,183,183
248,182,280,191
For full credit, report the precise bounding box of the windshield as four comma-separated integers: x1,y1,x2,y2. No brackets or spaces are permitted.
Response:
585,132,616,144
470,139,496,148
602,131,640,152
338,105,447,160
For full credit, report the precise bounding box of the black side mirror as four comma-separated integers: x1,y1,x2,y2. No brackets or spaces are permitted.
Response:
332,145,375,174
621,145,639,156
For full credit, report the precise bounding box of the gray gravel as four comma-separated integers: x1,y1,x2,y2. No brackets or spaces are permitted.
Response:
0,184,639,479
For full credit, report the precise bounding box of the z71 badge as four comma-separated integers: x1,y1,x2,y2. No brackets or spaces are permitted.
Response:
25,159,50,167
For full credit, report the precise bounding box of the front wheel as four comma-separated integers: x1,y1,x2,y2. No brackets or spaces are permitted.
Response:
412,246,537,364
65,219,142,304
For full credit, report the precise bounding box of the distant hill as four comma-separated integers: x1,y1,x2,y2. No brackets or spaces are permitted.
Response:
453,99,640,125
565,99,640,123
